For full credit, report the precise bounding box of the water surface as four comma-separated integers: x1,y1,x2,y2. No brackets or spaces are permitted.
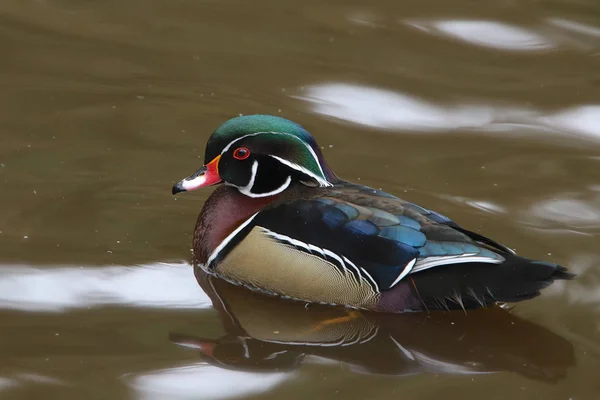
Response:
1,0,600,398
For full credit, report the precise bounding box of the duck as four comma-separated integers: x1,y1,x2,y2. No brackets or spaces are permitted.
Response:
172,114,574,313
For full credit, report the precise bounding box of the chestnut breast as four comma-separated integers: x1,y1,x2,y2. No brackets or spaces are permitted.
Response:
192,185,280,264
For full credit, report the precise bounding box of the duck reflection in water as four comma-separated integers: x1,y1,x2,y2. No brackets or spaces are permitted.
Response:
170,270,575,382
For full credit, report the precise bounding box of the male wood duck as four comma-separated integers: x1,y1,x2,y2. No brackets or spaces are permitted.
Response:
172,115,574,313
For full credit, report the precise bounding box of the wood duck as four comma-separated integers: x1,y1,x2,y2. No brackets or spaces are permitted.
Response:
172,115,574,313
170,271,574,381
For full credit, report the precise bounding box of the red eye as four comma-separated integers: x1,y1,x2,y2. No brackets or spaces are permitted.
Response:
233,147,250,160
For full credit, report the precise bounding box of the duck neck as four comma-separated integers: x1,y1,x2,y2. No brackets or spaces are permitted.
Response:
193,185,280,264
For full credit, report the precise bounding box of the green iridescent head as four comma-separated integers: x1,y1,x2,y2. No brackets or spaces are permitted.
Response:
172,115,337,197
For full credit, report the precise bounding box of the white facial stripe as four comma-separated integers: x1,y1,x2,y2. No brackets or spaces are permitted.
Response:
235,161,293,198
389,258,417,289
221,132,260,154
206,212,259,268
342,256,364,285
297,136,328,180
180,174,207,190
249,176,292,198
220,131,331,186
236,160,258,195
269,155,332,187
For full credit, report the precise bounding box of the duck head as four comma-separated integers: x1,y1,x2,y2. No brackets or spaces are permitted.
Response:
172,115,337,198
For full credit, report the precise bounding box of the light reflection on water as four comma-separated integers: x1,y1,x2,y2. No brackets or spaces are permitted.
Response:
0,374,64,396
402,18,600,52
540,106,600,139
127,364,291,400
547,18,600,39
296,83,600,141
0,262,209,311
529,197,600,228
406,20,554,51
0,377,17,392
295,83,500,131
441,196,508,215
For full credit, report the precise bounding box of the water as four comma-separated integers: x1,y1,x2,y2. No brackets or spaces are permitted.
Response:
1,0,599,398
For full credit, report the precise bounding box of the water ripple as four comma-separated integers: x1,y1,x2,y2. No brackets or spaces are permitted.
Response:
406,20,554,51
295,83,498,131
442,196,508,215
528,197,600,228
127,363,291,400
296,82,600,140
0,262,209,312
547,18,600,38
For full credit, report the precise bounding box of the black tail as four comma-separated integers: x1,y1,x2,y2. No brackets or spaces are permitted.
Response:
408,256,575,311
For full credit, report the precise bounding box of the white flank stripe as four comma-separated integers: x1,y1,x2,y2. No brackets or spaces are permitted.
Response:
389,258,417,289
412,254,503,274
263,229,312,252
343,256,364,282
359,267,380,293
206,212,259,268
308,244,325,257
261,228,377,290
322,249,345,268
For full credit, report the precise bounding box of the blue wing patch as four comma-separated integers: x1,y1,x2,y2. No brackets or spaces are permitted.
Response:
379,225,427,247
397,215,421,230
321,206,348,229
334,203,360,219
345,220,379,236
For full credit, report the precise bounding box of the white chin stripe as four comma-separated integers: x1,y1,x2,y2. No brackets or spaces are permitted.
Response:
251,175,292,197
236,161,258,196
236,161,293,198
180,174,207,190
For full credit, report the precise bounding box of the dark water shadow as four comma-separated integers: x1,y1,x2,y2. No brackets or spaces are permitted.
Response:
169,271,575,383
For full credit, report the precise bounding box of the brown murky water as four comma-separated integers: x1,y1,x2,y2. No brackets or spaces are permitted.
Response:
1,0,600,398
